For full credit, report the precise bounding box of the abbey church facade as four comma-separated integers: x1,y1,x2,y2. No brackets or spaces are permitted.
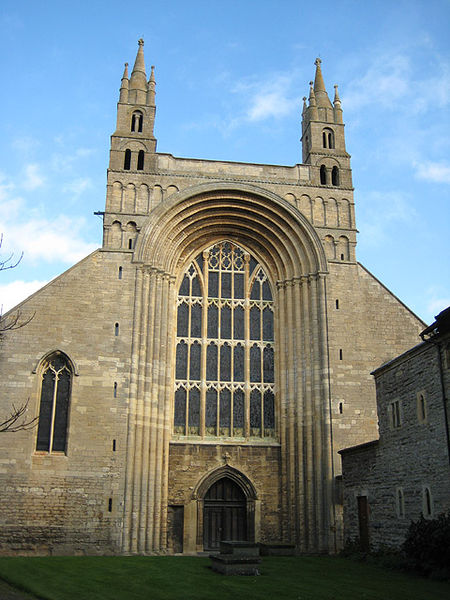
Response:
0,41,424,555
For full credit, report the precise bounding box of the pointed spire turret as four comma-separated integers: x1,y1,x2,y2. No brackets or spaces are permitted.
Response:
333,84,343,124
313,58,332,109
147,65,156,106
119,63,129,103
308,81,318,120
129,39,148,104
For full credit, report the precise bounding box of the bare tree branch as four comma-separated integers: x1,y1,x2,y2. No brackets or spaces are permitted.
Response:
0,399,39,433
1,234,38,433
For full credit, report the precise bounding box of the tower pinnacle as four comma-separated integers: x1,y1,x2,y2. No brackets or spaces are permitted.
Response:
313,57,332,108
129,39,147,103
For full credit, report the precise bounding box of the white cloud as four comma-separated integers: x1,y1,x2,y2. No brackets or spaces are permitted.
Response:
0,279,48,313
2,216,97,264
0,172,97,265
357,190,416,247
62,177,93,199
414,161,450,184
22,164,45,191
230,72,300,124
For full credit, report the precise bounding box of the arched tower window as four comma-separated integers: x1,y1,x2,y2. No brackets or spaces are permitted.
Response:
174,241,275,439
320,165,327,185
131,111,143,133
332,166,339,186
36,352,72,453
137,150,144,171
322,128,335,149
124,149,131,170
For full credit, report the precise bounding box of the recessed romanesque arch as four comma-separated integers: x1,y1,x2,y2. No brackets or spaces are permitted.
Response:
123,182,334,556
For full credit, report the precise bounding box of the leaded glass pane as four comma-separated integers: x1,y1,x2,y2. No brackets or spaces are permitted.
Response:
221,305,231,339
191,275,201,297
206,344,218,381
179,275,189,296
233,305,244,339
233,389,244,431
176,342,188,379
189,342,201,380
249,256,258,276
207,304,218,338
262,281,272,301
206,388,217,432
250,389,261,433
177,302,189,337
52,370,70,452
263,347,274,383
221,272,231,298
250,345,261,383
208,271,219,297
264,390,275,431
263,307,273,341
250,306,260,340
174,388,186,431
220,344,231,381
250,281,260,300
190,304,202,338
36,370,54,451
188,388,200,433
234,273,244,298
220,389,231,431
233,344,244,382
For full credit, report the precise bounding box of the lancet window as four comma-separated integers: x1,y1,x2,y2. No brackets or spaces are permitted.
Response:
36,352,72,452
174,241,275,440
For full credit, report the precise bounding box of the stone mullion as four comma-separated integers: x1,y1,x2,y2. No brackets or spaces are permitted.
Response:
244,254,250,437
200,252,209,437
310,275,324,550
277,281,290,540
301,275,314,552
122,265,146,553
317,272,334,552
152,274,172,551
159,275,176,550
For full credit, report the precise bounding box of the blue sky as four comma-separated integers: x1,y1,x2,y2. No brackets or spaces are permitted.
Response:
0,0,449,324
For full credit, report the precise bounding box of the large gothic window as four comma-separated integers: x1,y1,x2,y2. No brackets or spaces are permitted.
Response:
36,352,72,452
174,241,275,439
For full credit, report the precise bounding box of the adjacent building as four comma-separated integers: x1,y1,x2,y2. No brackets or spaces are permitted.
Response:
340,307,450,549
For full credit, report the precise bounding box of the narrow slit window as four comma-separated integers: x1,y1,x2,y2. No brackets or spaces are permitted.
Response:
320,165,327,185
118,266,123,280
113,382,117,398
108,498,112,512
335,299,339,309
112,439,116,451
114,323,119,336
332,166,339,186
124,149,131,170
128,238,133,250
137,150,144,170
339,349,343,360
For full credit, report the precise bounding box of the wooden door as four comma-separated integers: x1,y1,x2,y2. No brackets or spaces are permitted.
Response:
203,478,247,550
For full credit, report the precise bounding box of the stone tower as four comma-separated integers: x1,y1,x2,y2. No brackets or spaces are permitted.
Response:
0,41,424,556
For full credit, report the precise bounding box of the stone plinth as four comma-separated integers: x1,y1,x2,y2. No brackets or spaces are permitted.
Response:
210,541,261,575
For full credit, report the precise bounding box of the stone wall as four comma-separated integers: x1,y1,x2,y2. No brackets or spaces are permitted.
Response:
340,337,450,549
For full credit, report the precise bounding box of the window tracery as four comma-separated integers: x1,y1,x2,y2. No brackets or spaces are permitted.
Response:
36,352,72,452
174,241,275,440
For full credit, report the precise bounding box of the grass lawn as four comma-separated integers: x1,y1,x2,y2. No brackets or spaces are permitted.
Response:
0,556,448,600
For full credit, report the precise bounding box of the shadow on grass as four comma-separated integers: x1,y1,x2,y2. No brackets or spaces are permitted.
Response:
0,556,448,600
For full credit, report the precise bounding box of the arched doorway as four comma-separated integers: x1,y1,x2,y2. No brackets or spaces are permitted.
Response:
203,477,247,550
